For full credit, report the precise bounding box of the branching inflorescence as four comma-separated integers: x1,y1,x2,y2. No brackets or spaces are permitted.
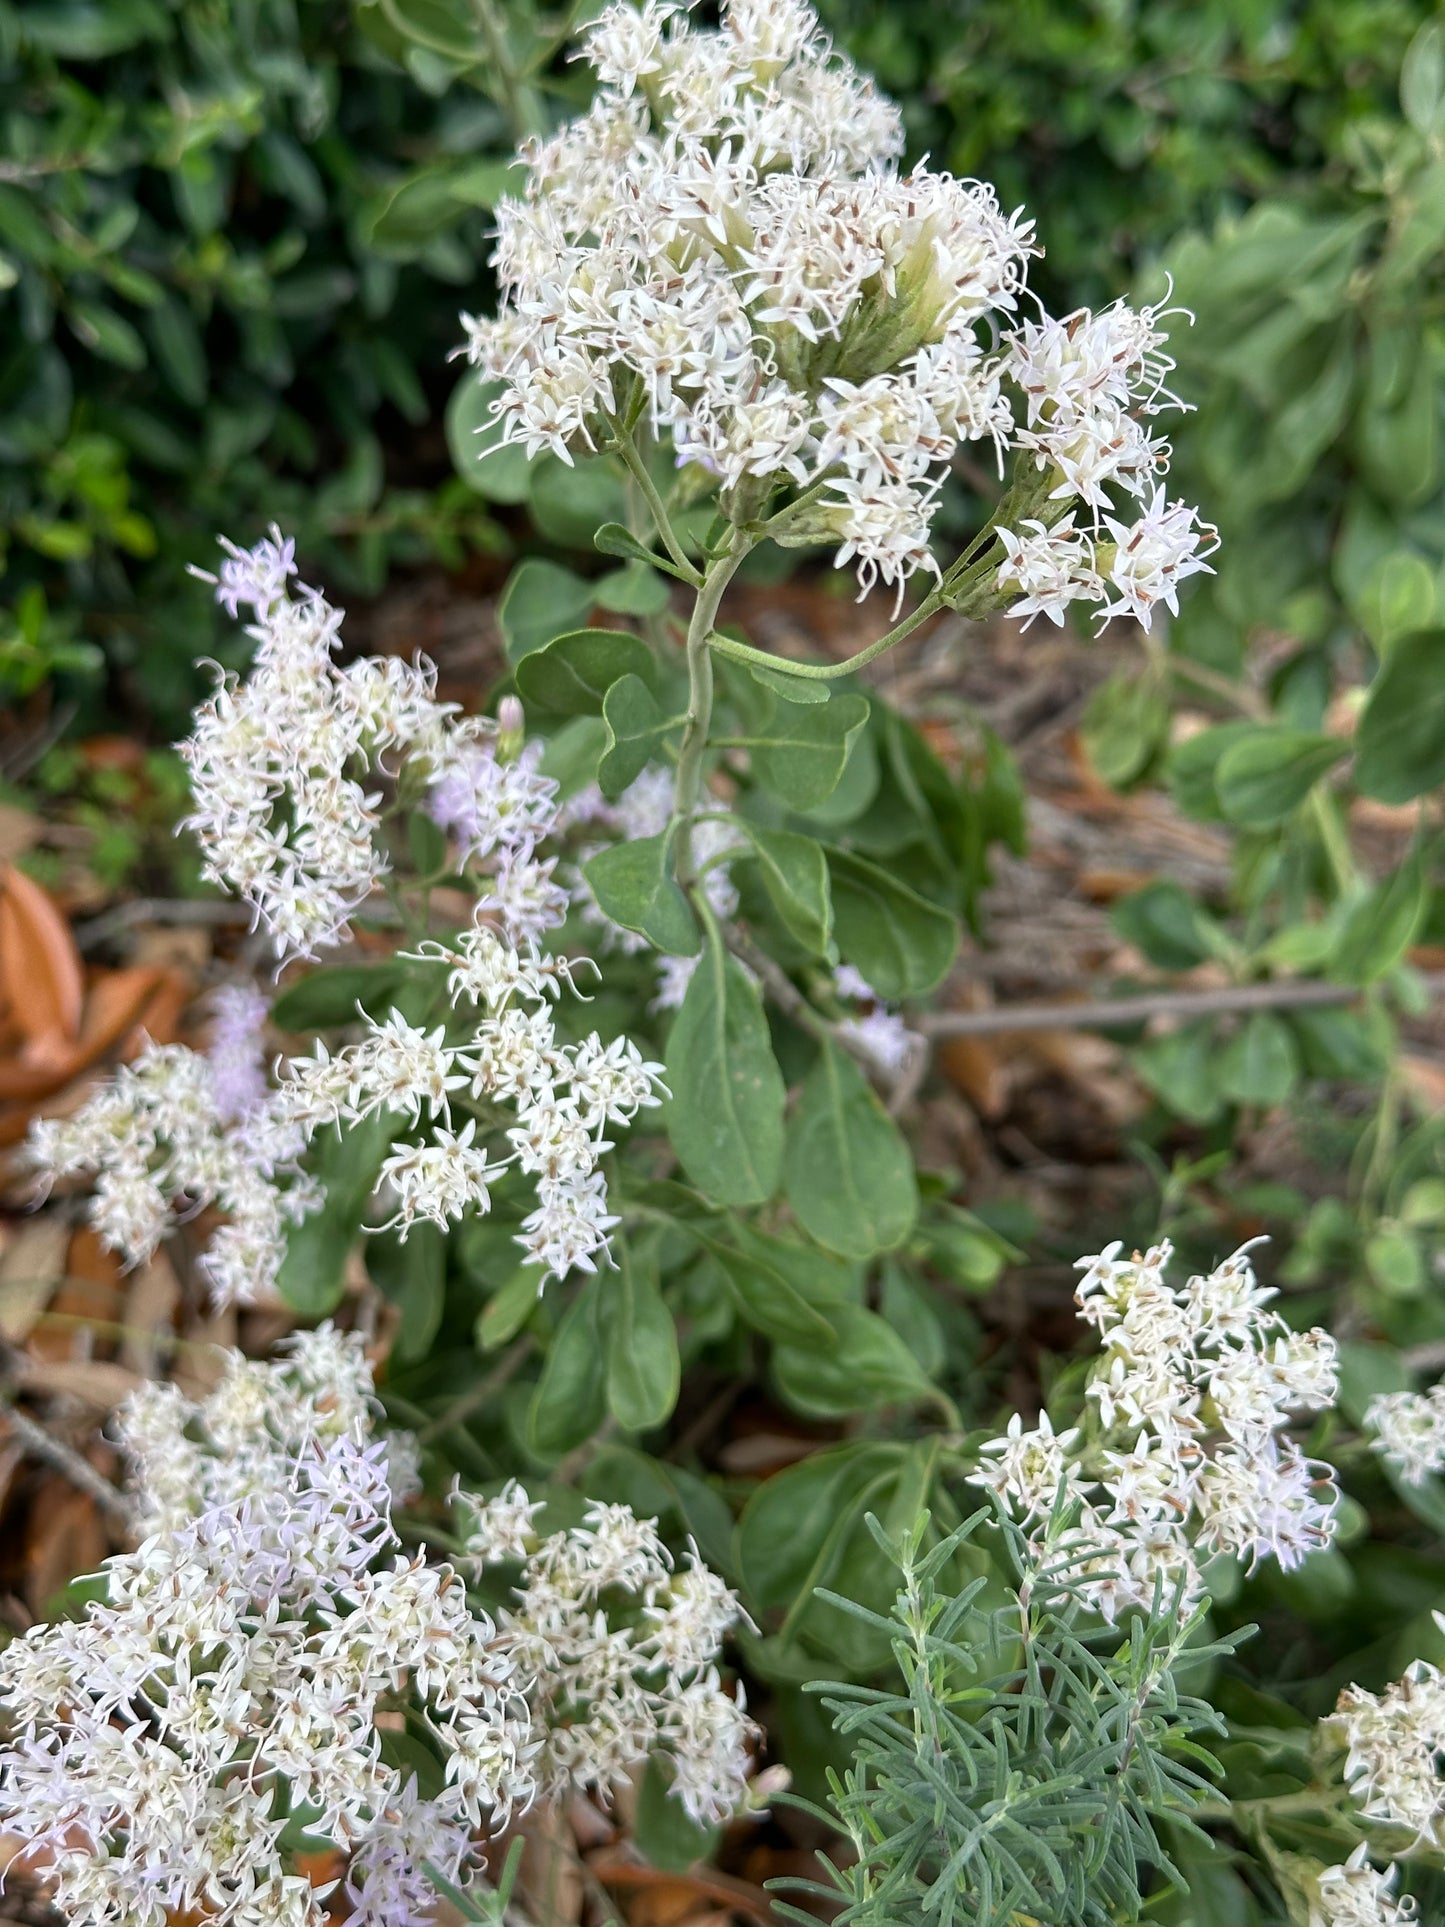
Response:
0,1330,751,1927
463,0,1217,629
27,540,668,1305
969,1240,1340,1618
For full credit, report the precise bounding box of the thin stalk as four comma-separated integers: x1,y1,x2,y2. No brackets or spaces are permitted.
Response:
673,532,752,885
706,583,947,681
471,0,547,144
611,432,703,586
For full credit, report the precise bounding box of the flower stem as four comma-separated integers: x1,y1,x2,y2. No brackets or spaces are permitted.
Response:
674,532,751,886
611,431,704,586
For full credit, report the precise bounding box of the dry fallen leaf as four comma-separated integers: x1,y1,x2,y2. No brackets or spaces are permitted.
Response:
0,1218,68,1344
23,1481,108,1617
16,1357,143,1408
0,863,83,1047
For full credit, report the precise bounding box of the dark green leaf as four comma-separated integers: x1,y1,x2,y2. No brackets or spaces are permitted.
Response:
749,694,870,811
664,935,785,1206
737,824,833,956
1355,629,1445,803
772,1304,934,1419
747,661,831,705
527,1281,606,1460
598,674,674,801
1333,844,1427,983
594,561,672,616
367,1222,445,1364
514,628,657,717
633,1756,720,1873
784,1042,917,1259
1218,1011,1300,1107
277,1113,398,1317
604,1243,679,1432
497,561,595,663
475,1268,540,1350
584,833,699,957
1111,880,1223,971
270,963,408,1031
1214,727,1345,827
826,848,958,1001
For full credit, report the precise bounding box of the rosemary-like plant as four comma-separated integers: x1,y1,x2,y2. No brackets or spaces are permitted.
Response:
777,1510,1237,1927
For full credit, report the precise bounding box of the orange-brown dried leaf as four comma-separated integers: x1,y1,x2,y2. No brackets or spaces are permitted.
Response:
0,863,83,1047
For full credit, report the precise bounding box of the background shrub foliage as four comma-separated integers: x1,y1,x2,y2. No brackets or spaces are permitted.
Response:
5,2,1445,1925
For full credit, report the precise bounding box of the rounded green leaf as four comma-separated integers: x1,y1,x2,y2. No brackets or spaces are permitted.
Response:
584,833,699,957
784,1042,917,1259
749,693,870,810
1355,628,1445,803
1214,726,1345,827
599,673,674,801
514,627,658,716
826,848,959,1001
664,933,785,1206
497,560,595,663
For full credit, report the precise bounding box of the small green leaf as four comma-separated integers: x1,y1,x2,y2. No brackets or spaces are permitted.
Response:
270,963,408,1031
772,1304,934,1419
595,522,693,582
277,1113,399,1316
367,1222,445,1364
67,299,147,370
447,375,531,505
698,1237,837,1348
527,1281,606,1460
514,628,658,716
784,1042,917,1259
1081,672,1169,790
1333,844,1427,983
604,1244,679,1432
1214,727,1345,828
737,824,833,956
665,933,785,1206
633,1755,720,1873
598,674,674,801
1166,720,1257,822
1355,628,1445,803
1218,1011,1300,1107
1111,880,1224,971
1360,550,1438,654
747,661,831,705
476,1268,539,1350
826,848,958,1000
529,454,629,549
749,693,870,810
497,560,595,663
584,833,699,957
594,561,672,616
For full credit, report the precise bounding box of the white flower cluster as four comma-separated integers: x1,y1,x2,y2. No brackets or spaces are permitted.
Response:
28,1039,316,1311
185,531,561,964
0,1332,752,1927
1365,1385,1445,1486
1308,1846,1416,1927
0,1328,532,1927
1330,1623,1445,1850
971,1240,1339,1619
461,0,1215,624
460,1480,754,1825
285,935,667,1278
30,536,669,1300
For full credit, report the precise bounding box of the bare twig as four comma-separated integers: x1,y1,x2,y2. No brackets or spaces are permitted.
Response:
73,897,253,951
418,1335,536,1444
919,973,1445,1041
2,1403,132,1528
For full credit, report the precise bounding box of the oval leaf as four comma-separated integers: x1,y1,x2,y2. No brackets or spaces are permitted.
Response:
784,1042,917,1259
664,933,784,1206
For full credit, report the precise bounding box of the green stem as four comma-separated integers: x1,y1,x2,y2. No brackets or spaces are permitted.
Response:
674,532,752,886
471,0,546,144
706,583,946,681
611,432,703,586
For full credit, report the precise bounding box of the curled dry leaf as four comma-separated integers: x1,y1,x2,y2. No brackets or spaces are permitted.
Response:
0,862,83,1051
